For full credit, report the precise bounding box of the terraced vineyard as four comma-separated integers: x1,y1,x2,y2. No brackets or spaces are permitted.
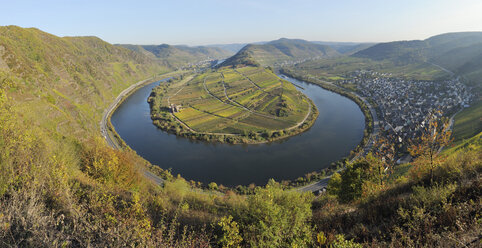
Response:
148,66,318,143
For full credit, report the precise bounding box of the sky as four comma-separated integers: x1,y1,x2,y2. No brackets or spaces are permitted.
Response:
1,0,482,46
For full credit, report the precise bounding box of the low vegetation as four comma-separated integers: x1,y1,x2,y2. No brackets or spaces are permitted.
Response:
452,100,482,142
317,137,481,247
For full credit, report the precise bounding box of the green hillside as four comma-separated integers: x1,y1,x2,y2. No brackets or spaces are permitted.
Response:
354,40,429,63
354,32,482,89
452,101,482,142
217,44,261,67
0,26,168,137
354,32,482,63
221,38,339,67
119,43,233,67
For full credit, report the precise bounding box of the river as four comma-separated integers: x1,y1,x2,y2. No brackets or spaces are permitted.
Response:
111,75,365,186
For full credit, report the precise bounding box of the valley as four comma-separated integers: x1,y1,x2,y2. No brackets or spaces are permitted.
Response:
0,22,480,247
110,74,365,186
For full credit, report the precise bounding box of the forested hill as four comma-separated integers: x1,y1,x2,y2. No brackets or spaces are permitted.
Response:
118,43,233,67
220,38,339,67
354,32,482,88
0,25,168,138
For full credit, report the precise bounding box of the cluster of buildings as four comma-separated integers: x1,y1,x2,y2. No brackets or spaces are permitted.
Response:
179,58,218,71
274,56,324,67
339,70,474,147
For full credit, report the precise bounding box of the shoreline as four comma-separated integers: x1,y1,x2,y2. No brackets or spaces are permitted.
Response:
150,94,319,145
101,70,181,150
103,69,372,190
280,68,377,157
279,69,380,193
100,70,184,186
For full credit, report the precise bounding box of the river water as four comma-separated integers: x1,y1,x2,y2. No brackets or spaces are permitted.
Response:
111,76,365,186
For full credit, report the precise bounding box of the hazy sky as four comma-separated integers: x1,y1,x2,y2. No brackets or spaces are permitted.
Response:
2,0,482,45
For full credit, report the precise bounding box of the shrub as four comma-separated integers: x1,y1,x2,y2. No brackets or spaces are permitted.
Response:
218,215,243,248
80,137,141,190
235,181,314,247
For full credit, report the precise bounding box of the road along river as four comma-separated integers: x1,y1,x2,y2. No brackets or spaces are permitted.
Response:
111,76,365,187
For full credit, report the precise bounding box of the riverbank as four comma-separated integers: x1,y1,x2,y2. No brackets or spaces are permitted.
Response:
281,68,375,157
101,70,183,149
110,73,365,186
280,68,379,192
101,70,188,186
150,92,319,145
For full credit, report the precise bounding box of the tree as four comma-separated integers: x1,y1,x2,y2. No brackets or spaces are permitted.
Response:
238,181,314,247
370,135,396,186
338,160,372,202
409,111,452,184
327,172,342,196
218,215,243,248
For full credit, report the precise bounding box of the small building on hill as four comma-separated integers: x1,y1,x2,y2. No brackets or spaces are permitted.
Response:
170,104,182,113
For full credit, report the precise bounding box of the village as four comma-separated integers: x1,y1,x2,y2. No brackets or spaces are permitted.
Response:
338,70,474,151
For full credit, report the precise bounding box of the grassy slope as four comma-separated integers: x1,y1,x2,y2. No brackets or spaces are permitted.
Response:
0,26,169,139
313,144,481,247
452,101,482,142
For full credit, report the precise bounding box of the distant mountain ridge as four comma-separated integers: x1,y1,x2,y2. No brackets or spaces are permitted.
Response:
117,43,233,67
219,38,339,67
353,32,482,87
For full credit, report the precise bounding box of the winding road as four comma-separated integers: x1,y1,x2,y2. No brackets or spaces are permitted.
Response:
101,76,168,186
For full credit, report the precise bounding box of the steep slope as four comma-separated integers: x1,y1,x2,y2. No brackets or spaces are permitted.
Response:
0,25,168,139
221,38,339,67
354,40,430,63
217,44,261,67
426,32,482,55
119,43,233,67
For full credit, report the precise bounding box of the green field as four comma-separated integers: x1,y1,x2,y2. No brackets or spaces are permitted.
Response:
452,100,482,142
149,66,316,142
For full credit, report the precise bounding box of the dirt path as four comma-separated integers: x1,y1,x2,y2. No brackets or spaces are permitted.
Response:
234,69,264,92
